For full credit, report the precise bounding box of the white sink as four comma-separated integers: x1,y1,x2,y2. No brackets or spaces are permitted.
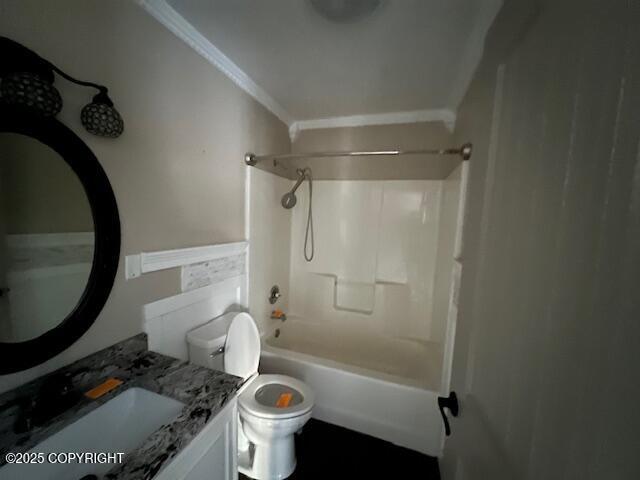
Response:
1,387,184,480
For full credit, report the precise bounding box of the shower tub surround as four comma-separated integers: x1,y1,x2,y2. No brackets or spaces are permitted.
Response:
261,318,444,455
265,315,443,389
289,175,462,345
251,164,465,456
0,334,243,479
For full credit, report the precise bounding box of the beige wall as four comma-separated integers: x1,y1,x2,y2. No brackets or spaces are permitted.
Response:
443,0,640,478
257,122,459,180
0,0,289,392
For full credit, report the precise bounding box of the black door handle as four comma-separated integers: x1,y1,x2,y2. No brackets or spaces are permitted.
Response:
437,391,459,436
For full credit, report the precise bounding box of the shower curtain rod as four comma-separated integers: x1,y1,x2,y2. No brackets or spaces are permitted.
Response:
244,142,472,166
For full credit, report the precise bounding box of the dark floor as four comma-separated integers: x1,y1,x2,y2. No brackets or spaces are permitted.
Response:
240,419,440,479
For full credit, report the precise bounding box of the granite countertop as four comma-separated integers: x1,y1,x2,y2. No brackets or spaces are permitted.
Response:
0,334,244,479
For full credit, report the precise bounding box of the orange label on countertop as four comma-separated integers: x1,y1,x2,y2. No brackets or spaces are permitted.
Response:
84,378,123,399
276,392,293,408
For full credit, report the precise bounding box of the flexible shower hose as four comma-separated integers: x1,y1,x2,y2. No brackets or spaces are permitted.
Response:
302,168,314,262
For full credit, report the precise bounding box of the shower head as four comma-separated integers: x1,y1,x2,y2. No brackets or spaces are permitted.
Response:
281,191,297,209
281,169,306,209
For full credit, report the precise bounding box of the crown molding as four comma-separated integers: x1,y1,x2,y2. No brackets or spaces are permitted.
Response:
289,109,457,140
137,0,294,126
138,1,461,143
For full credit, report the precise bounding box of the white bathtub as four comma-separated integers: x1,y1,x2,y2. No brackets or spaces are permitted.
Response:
259,317,445,456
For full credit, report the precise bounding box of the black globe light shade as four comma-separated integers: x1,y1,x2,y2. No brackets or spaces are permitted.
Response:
81,91,124,138
0,36,124,138
0,71,63,116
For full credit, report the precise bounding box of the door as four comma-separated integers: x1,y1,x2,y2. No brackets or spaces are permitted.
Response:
440,1,640,479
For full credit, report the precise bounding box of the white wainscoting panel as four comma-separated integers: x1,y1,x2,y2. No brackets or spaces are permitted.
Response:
143,274,247,361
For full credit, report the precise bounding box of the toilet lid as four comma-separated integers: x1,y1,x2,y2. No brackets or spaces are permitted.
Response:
224,312,260,379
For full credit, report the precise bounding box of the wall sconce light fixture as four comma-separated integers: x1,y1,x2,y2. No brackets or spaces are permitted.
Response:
0,36,124,138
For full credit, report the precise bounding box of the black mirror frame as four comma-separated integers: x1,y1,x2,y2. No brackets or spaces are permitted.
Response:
0,106,120,373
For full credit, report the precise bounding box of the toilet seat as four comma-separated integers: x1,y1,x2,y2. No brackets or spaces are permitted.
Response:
224,313,314,420
239,374,314,420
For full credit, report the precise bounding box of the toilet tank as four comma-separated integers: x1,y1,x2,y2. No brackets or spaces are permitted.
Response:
187,312,236,371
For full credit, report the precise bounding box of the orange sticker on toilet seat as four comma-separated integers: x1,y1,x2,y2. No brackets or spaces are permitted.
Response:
276,392,293,408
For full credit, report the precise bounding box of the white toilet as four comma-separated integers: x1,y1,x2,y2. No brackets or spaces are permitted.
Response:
187,312,314,480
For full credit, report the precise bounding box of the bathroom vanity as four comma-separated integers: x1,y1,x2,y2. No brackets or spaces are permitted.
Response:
0,334,243,480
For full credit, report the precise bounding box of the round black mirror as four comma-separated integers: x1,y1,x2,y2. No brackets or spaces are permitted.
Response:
0,106,120,373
